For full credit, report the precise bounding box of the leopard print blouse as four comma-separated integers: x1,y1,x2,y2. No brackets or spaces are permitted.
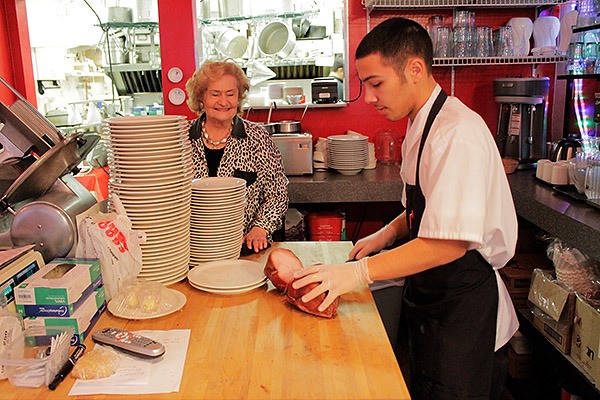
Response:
189,114,288,238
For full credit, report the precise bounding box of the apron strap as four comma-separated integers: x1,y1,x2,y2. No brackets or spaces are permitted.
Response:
415,90,447,187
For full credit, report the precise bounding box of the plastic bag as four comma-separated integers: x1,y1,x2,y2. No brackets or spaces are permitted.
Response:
71,345,121,380
547,238,600,298
75,195,146,300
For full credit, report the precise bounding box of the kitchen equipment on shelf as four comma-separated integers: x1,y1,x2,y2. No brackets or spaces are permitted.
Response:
508,17,533,57
533,16,560,50
108,6,133,23
271,133,313,176
103,115,192,285
494,77,550,169
311,77,342,104
215,28,248,59
258,21,296,58
0,77,99,262
559,10,579,53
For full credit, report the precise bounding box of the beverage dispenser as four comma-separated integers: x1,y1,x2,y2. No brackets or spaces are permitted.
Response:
494,77,550,168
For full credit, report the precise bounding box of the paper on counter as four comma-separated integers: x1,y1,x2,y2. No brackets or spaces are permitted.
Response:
69,329,190,396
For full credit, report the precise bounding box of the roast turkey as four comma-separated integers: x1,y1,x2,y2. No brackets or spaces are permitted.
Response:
264,248,338,318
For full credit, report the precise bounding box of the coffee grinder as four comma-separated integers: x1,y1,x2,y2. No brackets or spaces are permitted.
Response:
494,77,550,168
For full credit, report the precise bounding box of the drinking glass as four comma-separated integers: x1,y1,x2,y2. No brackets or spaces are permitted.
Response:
475,26,493,57
584,152,600,200
454,26,469,57
496,26,514,56
435,26,453,57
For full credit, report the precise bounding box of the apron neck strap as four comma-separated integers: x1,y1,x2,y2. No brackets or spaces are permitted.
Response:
416,89,448,186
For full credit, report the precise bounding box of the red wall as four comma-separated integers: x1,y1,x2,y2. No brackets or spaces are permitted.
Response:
0,0,36,105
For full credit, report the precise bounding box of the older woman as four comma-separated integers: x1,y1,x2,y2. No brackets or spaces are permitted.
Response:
185,60,288,252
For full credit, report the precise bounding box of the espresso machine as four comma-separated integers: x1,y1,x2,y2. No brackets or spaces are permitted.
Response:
0,76,99,262
494,77,550,169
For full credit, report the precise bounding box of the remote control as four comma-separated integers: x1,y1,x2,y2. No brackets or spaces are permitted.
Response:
92,327,165,358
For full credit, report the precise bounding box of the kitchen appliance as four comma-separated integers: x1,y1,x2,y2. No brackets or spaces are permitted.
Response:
271,133,313,175
494,77,550,168
0,76,99,262
312,77,342,104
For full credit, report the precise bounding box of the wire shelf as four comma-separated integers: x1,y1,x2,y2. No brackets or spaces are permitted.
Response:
433,55,566,66
364,0,567,8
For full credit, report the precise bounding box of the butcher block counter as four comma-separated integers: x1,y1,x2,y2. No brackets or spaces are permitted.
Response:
0,241,410,400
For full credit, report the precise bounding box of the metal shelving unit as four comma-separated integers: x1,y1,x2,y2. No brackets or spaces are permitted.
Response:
363,0,567,93
363,0,567,9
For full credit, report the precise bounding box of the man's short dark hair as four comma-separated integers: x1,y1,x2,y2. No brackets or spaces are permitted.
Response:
355,17,433,75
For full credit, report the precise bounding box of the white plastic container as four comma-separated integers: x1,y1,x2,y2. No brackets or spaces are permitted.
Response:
0,326,73,387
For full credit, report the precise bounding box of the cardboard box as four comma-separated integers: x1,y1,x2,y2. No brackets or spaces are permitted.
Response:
501,266,534,294
14,258,101,306
24,286,106,346
15,274,103,317
570,295,600,388
528,269,575,354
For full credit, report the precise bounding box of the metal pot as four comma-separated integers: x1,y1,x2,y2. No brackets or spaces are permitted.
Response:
277,120,301,133
108,6,133,22
551,137,582,161
258,21,296,58
261,123,279,135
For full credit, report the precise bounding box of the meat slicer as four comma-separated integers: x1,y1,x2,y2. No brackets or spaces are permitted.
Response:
0,76,99,262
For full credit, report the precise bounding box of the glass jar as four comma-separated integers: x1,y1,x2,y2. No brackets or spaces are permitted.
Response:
375,130,400,165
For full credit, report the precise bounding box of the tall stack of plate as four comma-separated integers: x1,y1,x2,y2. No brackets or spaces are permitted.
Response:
190,177,246,265
103,115,193,285
327,134,369,175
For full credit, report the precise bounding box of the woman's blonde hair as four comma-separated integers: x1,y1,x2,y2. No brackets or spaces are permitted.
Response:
185,60,250,114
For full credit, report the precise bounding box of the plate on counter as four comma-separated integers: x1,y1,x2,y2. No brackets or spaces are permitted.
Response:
188,279,267,295
107,287,187,320
188,259,265,290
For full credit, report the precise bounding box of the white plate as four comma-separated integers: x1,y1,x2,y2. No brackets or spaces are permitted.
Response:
105,115,186,125
191,177,246,191
107,287,187,320
187,259,264,289
189,279,267,295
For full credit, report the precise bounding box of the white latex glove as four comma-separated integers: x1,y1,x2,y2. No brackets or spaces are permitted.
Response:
291,257,372,312
349,224,398,261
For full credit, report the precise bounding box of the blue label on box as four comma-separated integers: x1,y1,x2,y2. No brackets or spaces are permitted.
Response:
16,274,103,317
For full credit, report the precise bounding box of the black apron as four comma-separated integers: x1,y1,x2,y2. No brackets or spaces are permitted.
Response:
404,90,499,400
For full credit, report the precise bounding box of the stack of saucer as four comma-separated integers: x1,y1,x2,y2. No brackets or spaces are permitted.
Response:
190,177,246,265
103,115,193,285
187,260,267,295
327,134,369,175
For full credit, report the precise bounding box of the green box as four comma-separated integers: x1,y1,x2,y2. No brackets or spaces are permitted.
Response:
15,258,101,306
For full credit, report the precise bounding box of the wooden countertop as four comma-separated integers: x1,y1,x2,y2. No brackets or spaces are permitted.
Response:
0,242,410,400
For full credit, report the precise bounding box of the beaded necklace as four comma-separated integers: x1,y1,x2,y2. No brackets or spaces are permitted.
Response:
202,119,233,149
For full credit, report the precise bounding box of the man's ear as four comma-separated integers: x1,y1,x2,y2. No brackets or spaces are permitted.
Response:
407,58,426,82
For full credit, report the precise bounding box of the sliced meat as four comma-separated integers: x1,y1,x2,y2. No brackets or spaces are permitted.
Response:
286,279,338,319
264,247,338,318
264,248,304,292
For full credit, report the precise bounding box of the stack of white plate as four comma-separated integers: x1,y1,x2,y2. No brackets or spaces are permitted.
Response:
103,115,193,285
327,134,369,175
190,177,246,265
187,260,267,295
